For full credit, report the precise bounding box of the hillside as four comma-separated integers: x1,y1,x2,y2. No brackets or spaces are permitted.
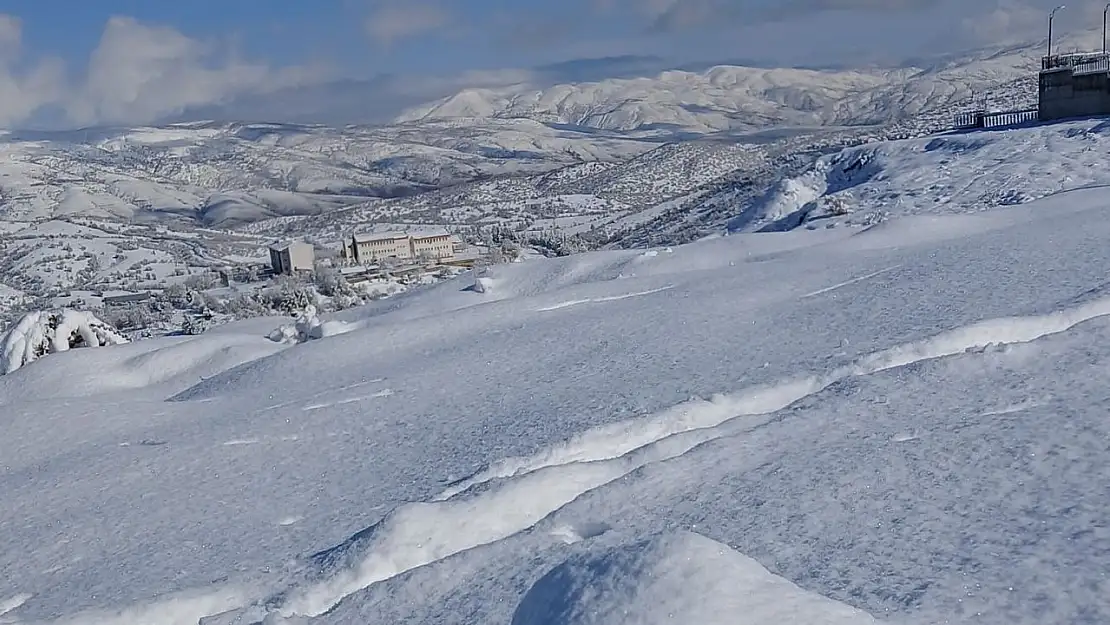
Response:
4,186,1110,623
248,107,1102,253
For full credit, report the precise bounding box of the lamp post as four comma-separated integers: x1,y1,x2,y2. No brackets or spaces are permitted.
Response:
1103,2,1109,55
1049,4,1065,59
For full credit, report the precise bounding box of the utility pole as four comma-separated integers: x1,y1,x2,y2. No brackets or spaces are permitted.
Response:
1049,5,1065,60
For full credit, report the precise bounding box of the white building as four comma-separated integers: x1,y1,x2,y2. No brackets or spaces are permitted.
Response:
411,230,454,260
344,228,455,264
269,241,315,275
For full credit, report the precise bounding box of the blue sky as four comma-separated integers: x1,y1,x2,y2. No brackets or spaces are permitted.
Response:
4,0,980,74
0,0,1104,128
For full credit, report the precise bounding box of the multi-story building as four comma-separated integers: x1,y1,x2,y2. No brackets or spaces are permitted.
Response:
410,231,453,260
343,229,456,264
348,232,414,264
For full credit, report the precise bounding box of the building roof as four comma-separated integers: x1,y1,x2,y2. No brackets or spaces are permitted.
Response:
410,227,450,240
268,240,311,251
102,292,153,304
352,227,450,243
353,231,410,243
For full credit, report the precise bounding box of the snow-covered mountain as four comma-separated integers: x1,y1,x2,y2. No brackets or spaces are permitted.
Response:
247,74,1053,251
396,41,1049,134
13,111,1110,318
396,30,1110,137
0,34,1084,325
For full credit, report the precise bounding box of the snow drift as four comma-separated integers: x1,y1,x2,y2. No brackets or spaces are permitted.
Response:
512,531,876,625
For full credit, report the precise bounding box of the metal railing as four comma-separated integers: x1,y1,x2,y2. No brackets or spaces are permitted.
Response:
982,109,1039,128
1043,52,1110,71
1074,58,1110,75
954,110,985,128
954,108,1039,130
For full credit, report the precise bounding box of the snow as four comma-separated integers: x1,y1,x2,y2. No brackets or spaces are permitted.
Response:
0,309,129,374
730,118,1110,232
5,184,1110,624
0,119,650,226
268,305,354,344
510,531,876,625
393,37,1048,134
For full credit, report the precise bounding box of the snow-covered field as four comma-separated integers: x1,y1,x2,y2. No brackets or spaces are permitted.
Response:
4,182,1110,623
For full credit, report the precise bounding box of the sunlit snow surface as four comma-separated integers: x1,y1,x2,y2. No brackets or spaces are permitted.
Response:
4,187,1110,624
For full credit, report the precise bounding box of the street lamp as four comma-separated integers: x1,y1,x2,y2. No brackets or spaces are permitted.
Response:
1049,4,1065,59
1103,2,1109,55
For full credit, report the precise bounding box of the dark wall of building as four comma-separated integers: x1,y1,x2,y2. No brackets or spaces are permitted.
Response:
1039,68,1110,120
270,248,288,275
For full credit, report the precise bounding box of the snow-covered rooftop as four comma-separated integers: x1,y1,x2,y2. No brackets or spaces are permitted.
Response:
352,231,410,243
352,227,450,243
268,240,310,251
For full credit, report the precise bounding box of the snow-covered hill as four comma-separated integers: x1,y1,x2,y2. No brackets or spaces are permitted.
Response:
4,185,1110,623
0,218,271,322
722,117,1110,233
396,40,1050,134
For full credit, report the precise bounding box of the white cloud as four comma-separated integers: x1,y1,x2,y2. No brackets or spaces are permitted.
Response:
65,16,324,127
0,14,325,129
0,14,65,128
364,2,450,46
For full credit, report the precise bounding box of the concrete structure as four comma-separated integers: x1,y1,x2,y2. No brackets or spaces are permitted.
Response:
343,229,456,264
1039,52,1110,121
269,241,315,275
